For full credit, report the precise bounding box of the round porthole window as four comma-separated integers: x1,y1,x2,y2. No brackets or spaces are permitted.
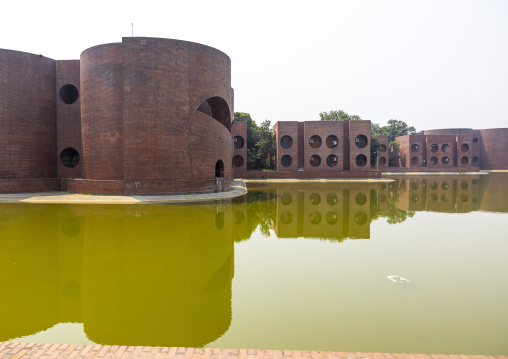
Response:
60,148,80,168
59,84,79,104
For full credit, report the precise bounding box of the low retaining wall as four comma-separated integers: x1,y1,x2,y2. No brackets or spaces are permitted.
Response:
235,170,381,179
0,179,61,193
381,166,479,173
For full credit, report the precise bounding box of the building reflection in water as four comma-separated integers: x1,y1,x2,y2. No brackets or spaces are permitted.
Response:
0,203,234,347
0,173,507,347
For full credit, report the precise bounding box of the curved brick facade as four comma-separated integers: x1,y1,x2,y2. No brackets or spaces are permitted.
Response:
479,128,508,170
0,49,57,180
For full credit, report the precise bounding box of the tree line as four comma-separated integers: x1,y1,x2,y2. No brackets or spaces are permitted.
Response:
234,110,417,170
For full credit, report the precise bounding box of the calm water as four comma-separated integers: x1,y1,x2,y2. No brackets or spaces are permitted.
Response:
1,173,508,355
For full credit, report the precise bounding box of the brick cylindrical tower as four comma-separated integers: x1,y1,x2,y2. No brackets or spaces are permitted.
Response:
0,49,57,181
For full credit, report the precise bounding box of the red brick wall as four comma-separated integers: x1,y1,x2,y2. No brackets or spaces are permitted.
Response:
274,121,300,171
377,135,389,169
303,121,345,172
56,60,82,179
349,120,371,172
0,179,61,193
456,134,472,168
479,128,508,169
232,121,247,174
425,134,456,169
0,49,57,180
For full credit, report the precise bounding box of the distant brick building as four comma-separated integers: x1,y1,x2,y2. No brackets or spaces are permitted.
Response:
0,37,234,194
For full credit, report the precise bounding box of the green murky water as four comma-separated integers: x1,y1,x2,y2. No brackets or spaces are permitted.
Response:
2,174,507,355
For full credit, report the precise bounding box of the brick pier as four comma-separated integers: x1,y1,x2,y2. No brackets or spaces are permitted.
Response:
0,343,506,359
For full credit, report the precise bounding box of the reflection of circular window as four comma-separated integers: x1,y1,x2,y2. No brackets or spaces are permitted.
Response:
281,192,292,205
442,156,450,164
442,182,449,190
309,211,322,225
280,135,293,149
411,157,419,166
233,155,244,167
280,211,293,224
326,193,338,205
60,148,80,168
355,135,368,148
378,157,386,165
380,144,387,153
355,154,367,167
310,155,321,167
354,211,367,225
473,137,479,143
472,156,479,165
460,194,469,203
461,156,469,165
430,156,438,165
461,143,470,152
326,155,338,167
430,181,438,190
411,182,419,190
281,155,292,167
310,193,321,205
411,144,419,153
472,178,479,185
326,135,338,148
430,144,438,153
411,194,419,203
355,193,367,206
59,84,79,104
429,194,438,203
309,135,322,148
326,212,338,225
460,181,468,190
441,144,450,153
233,136,244,149
441,194,449,203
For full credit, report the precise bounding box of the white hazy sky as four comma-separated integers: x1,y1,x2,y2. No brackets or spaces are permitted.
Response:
2,0,507,131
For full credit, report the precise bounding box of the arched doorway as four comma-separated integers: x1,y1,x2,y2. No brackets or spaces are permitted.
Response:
215,160,224,177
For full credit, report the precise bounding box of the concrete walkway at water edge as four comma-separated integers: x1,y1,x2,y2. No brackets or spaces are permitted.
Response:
0,343,506,359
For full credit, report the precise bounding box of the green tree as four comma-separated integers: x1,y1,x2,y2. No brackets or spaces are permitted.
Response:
370,120,417,167
234,112,260,169
256,120,276,169
319,110,362,122
380,119,416,142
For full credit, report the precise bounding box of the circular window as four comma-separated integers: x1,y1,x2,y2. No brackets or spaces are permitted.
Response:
309,135,322,149
281,155,292,167
355,135,368,148
380,144,387,153
59,84,79,104
461,156,469,165
326,155,338,167
411,194,419,203
442,182,449,190
326,212,338,225
233,136,244,149
232,155,244,167
430,156,438,165
473,137,479,143
441,144,450,153
354,211,367,225
430,144,438,153
472,156,479,165
280,135,293,149
326,135,338,148
472,178,479,185
411,144,419,153
326,193,338,205
310,155,321,167
355,154,367,167
461,143,470,152
280,211,293,225
460,194,469,203
441,194,449,203
310,193,321,205
281,193,292,205
309,211,322,225
378,157,386,165
429,194,438,203
460,181,468,190
430,181,438,190
60,148,80,168
411,157,419,166
355,193,367,206
442,156,450,165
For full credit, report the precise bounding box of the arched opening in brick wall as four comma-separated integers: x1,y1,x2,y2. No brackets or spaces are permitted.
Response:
441,144,450,153
461,143,470,152
60,148,80,168
196,96,231,132
215,160,224,177
59,84,79,104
